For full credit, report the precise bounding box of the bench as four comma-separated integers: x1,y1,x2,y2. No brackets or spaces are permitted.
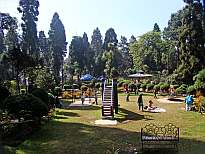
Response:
141,123,179,151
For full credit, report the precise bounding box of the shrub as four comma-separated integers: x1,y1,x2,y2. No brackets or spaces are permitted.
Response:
160,83,170,91
146,83,154,91
63,84,72,90
32,88,49,106
194,69,205,90
54,87,62,96
153,85,160,91
176,84,188,95
0,86,11,109
141,83,147,91
3,94,49,120
157,82,164,87
128,83,136,92
187,85,195,95
136,83,141,89
118,81,124,87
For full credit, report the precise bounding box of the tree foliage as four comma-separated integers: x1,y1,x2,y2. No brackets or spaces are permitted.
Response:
90,27,104,76
176,0,205,84
17,0,39,57
48,12,67,84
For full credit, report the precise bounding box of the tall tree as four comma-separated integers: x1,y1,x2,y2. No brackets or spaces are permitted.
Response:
4,17,19,79
0,13,3,54
90,27,104,76
103,28,118,51
69,36,84,79
118,36,133,76
163,9,184,72
129,35,136,44
38,31,50,66
153,23,161,32
0,12,16,53
82,32,92,73
176,0,205,84
17,0,39,57
48,12,67,85
129,31,165,73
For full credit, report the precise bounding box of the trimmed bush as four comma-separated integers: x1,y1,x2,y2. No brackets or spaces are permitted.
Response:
32,88,49,106
176,84,188,95
136,83,141,89
128,83,136,92
187,85,195,95
54,87,62,96
194,69,205,90
153,85,160,91
63,84,72,90
117,81,124,87
141,83,147,91
3,94,49,120
160,83,170,91
146,83,154,91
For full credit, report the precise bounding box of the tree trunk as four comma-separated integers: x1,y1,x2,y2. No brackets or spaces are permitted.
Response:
16,68,20,94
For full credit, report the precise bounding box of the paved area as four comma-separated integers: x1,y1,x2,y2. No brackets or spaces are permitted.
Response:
94,119,117,125
69,98,95,107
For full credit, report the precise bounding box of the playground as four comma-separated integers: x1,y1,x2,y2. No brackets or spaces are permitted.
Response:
5,93,205,154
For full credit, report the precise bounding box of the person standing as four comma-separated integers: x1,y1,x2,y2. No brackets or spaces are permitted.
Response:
126,92,130,102
137,94,144,111
185,94,193,111
81,92,85,105
154,89,157,98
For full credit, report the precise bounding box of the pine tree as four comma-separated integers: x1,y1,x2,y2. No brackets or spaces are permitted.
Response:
153,23,161,32
177,0,205,84
82,32,92,73
38,31,50,66
17,0,39,57
103,28,118,51
90,27,104,76
118,36,133,76
69,36,84,78
48,12,67,85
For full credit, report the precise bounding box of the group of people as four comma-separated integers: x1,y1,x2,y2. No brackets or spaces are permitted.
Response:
137,94,157,111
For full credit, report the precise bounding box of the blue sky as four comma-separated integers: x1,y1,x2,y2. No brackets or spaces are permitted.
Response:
0,0,185,43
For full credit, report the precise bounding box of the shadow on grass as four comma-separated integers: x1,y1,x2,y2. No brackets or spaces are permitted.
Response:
53,116,69,119
5,120,205,154
55,111,80,117
115,108,153,123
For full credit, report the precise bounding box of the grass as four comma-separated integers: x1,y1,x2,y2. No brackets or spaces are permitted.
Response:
4,93,205,154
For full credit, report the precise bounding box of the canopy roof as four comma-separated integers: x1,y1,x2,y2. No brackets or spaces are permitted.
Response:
80,74,94,81
128,73,153,78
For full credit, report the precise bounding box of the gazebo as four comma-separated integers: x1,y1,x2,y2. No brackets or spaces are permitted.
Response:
80,74,94,81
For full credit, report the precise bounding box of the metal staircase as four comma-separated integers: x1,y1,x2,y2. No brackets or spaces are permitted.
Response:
102,80,114,118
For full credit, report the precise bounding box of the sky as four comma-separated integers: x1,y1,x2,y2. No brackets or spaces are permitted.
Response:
0,0,185,43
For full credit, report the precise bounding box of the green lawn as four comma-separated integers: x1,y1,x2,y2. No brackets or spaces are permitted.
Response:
5,94,205,154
